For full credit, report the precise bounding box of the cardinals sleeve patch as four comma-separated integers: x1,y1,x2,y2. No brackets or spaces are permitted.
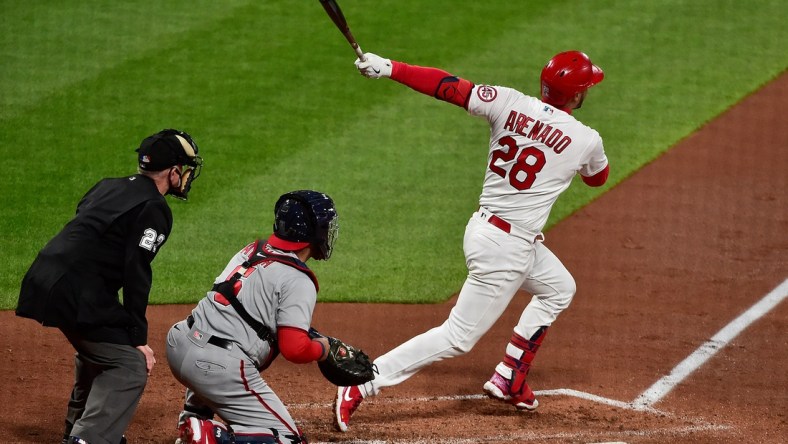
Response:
476,85,498,102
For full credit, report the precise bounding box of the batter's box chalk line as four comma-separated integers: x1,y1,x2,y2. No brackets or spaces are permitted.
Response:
303,390,731,444
303,278,787,444
291,390,664,414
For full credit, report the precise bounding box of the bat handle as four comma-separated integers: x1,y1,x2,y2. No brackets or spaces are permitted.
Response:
353,44,366,62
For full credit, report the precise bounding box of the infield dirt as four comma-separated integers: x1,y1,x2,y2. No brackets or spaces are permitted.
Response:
2,72,786,443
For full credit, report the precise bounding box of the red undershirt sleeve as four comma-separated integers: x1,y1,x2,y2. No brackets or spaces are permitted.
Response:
390,61,475,109
581,164,609,187
278,326,325,364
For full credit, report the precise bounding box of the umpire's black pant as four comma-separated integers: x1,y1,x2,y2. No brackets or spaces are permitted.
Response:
61,330,148,444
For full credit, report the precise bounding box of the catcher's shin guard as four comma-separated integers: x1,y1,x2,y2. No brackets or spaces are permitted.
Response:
233,427,303,444
178,417,232,444
177,415,303,444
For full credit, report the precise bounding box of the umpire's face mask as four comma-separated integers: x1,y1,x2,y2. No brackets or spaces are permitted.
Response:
167,157,202,200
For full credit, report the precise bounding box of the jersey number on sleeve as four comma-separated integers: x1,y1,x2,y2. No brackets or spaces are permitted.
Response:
489,136,546,190
139,228,165,253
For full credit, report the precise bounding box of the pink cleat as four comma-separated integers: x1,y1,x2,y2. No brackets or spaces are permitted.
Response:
483,372,538,411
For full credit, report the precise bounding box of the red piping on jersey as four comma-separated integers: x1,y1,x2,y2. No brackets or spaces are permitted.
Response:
581,164,609,187
391,61,475,109
240,359,299,436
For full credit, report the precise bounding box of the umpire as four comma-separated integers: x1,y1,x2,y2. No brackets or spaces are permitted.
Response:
16,129,203,444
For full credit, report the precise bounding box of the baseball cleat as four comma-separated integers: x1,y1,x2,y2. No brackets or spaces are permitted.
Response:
483,372,538,411
334,385,364,432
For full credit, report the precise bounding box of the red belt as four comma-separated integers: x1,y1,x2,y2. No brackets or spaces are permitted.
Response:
487,214,511,233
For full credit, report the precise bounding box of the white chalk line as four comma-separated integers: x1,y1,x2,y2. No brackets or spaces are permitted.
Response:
308,423,730,444
298,278,786,443
633,277,788,409
289,389,664,414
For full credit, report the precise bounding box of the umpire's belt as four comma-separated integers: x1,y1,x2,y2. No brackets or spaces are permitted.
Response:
186,315,234,351
478,207,543,243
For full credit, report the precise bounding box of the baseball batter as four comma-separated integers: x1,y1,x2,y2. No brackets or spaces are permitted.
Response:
166,190,339,444
334,51,610,431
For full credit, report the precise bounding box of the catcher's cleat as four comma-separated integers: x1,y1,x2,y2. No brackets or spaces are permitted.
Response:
334,385,364,432
483,372,538,411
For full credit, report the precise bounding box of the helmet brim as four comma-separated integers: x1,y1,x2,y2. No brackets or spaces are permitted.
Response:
588,63,605,87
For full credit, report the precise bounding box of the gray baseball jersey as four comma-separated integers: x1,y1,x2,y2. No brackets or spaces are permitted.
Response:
166,240,317,441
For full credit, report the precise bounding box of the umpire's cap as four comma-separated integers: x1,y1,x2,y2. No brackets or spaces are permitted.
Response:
136,129,201,171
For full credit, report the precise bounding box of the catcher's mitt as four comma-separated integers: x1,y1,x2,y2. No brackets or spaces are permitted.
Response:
311,329,377,386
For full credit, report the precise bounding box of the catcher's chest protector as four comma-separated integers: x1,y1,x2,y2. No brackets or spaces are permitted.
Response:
211,240,319,345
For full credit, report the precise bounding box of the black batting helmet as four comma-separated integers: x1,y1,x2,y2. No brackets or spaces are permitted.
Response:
268,190,339,260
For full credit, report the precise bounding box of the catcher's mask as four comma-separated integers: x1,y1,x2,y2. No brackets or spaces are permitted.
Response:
269,190,338,260
540,51,604,108
136,128,203,200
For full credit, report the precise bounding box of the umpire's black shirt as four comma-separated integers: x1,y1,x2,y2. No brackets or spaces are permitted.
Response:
17,174,172,346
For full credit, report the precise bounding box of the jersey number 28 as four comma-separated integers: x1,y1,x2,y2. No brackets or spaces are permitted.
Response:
489,136,546,190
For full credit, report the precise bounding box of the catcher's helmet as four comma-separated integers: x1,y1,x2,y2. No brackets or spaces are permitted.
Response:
540,51,604,108
269,190,338,260
136,128,203,200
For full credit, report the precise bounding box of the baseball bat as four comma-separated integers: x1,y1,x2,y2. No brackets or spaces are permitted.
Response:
318,0,366,62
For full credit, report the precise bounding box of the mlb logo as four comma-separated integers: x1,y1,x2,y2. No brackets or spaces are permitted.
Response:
141,155,151,163
193,331,203,340
543,106,554,115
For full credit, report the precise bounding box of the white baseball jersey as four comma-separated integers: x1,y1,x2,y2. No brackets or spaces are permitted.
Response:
467,85,608,233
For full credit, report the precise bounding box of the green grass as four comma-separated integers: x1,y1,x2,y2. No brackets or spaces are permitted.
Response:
1,1,786,308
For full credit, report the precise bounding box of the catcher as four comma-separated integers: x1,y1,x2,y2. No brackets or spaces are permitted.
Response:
166,190,375,444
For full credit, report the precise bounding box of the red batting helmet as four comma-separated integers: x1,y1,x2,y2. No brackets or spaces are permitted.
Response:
540,51,604,108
